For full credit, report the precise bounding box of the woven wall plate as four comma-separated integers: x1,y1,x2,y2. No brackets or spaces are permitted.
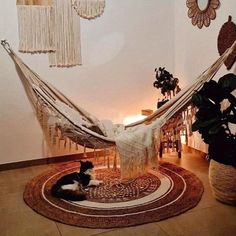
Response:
217,16,236,70
186,0,220,29
72,0,105,19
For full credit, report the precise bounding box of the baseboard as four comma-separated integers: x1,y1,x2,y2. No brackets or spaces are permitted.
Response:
182,144,207,159
0,151,104,172
0,146,207,172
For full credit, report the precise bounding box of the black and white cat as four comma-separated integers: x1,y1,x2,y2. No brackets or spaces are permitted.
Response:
51,160,103,201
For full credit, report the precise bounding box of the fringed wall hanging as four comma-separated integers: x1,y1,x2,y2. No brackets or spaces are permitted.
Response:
16,0,105,67
72,0,105,19
48,0,82,67
17,0,55,53
217,16,236,70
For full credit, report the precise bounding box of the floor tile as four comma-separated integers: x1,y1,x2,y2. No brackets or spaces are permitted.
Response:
157,205,236,236
56,222,111,236
0,152,235,236
94,223,169,236
0,208,60,236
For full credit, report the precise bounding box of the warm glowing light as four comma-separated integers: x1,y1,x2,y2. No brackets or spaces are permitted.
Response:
180,130,187,144
123,114,146,125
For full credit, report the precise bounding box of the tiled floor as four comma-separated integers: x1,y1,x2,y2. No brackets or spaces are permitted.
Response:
0,152,235,236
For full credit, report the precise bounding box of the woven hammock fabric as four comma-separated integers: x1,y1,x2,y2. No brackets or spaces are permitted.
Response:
72,0,105,19
1,40,236,178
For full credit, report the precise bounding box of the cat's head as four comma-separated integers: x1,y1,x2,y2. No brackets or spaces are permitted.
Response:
79,160,94,173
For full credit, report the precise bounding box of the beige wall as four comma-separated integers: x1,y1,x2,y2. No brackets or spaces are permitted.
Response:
174,0,236,85
0,0,174,164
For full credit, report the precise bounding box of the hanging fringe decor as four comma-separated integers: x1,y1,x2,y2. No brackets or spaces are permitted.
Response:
72,0,105,19
48,0,82,67
17,0,55,53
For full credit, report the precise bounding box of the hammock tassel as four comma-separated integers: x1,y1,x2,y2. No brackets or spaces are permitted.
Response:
64,139,67,149
76,137,79,150
113,146,117,170
51,135,56,146
83,144,87,158
69,140,72,151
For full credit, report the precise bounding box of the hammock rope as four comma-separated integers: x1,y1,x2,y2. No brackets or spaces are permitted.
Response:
1,39,236,178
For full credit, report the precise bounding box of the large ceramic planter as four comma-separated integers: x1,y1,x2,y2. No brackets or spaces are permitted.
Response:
209,159,236,205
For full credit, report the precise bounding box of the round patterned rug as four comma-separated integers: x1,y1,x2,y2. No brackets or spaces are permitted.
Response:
24,161,204,228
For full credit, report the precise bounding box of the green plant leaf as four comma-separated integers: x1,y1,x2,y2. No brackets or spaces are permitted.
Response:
227,94,236,106
200,117,221,128
202,133,217,144
192,118,218,131
209,123,222,135
192,93,203,106
227,115,236,124
192,119,203,131
218,73,236,93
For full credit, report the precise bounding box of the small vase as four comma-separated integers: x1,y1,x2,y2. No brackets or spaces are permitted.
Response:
209,159,236,205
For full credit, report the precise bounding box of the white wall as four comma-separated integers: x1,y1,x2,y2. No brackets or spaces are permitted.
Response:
0,0,175,164
174,0,236,86
174,0,236,151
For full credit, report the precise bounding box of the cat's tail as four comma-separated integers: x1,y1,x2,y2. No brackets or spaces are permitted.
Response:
51,184,87,201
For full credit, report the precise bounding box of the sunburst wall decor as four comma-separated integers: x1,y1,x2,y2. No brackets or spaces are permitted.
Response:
186,0,220,29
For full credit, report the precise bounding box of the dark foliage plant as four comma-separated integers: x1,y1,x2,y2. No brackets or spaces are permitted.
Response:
153,67,180,98
191,73,236,166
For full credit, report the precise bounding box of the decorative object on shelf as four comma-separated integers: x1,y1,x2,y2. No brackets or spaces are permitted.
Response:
16,0,55,53
186,0,220,29
72,0,105,19
141,109,153,116
191,73,236,205
49,0,82,67
217,16,236,70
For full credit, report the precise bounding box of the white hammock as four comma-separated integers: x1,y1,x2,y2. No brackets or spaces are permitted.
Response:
2,40,236,178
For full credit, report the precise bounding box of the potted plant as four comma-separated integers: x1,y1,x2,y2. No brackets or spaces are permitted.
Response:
153,67,181,108
191,73,236,205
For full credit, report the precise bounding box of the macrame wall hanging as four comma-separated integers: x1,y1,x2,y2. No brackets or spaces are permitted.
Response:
48,0,82,67
72,0,105,19
17,0,55,53
16,0,105,67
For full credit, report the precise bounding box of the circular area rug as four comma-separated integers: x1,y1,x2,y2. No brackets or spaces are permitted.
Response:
24,161,204,228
